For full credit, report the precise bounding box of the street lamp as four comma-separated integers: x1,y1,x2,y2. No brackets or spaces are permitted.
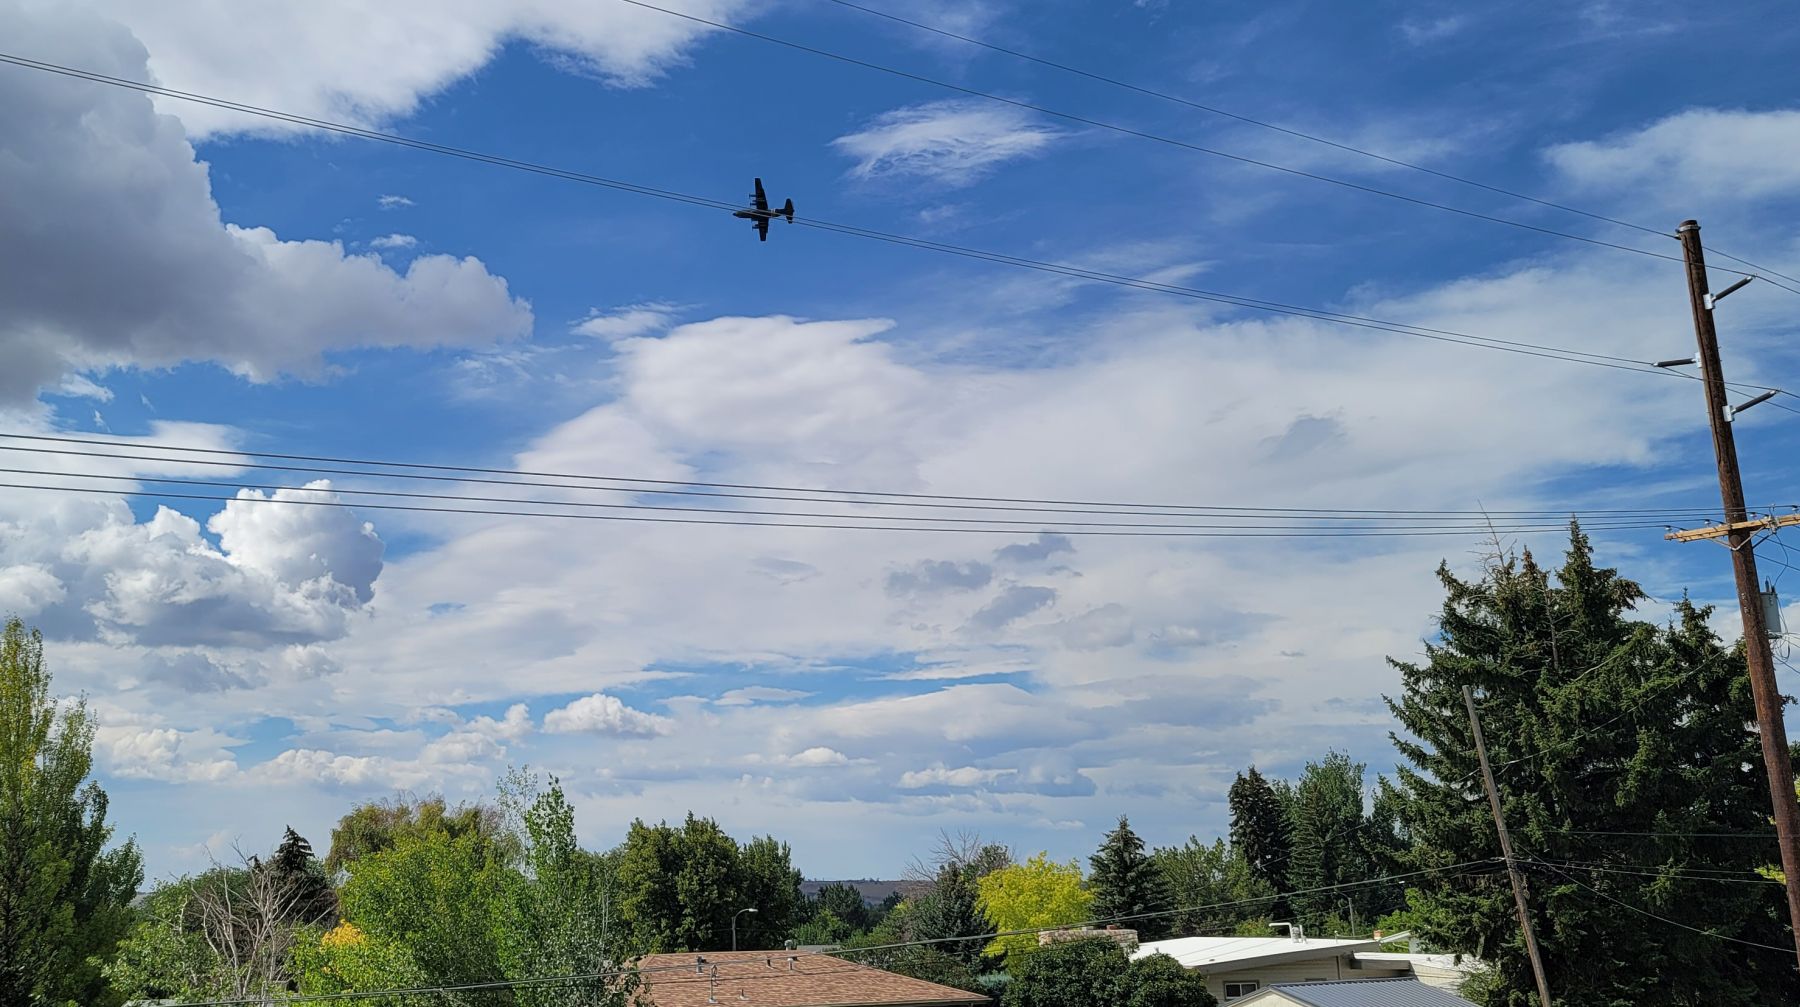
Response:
732,907,758,951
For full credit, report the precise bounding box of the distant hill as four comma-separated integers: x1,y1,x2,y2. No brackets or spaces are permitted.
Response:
800,879,928,905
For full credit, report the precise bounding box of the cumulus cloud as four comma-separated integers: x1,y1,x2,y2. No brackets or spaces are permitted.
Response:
832,100,1062,186
995,534,1074,565
42,481,383,648
101,725,237,782
369,233,418,250
787,746,851,767
543,693,670,737
886,559,993,596
0,3,532,403
467,703,534,741
969,585,1057,630
898,764,1014,789
0,565,66,617
377,194,414,209
84,0,754,138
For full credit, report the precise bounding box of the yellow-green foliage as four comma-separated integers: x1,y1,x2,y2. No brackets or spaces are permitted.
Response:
976,852,1093,969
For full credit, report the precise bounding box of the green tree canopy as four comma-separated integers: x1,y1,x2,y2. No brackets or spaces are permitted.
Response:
270,826,338,926
616,813,747,952
1089,816,1174,940
1001,939,1213,1007
977,852,1093,968
738,834,804,949
324,794,512,874
808,883,872,934
1227,767,1291,914
1286,751,1390,930
908,864,989,969
1152,837,1274,936
335,829,513,1003
0,617,142,1007
1385,527,1797,1005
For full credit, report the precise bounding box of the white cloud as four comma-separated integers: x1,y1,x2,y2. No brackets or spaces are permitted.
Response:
0,565,66,617
369,233,418,250
716,686,814,707
21,479,384,648
832,100,1062,186
787,746,850,767
898,764,1015,789
543,693,671,737
573,303,680,340
0,3,532,403
468,703,534,741
100,725,238,782
378,194,415,209
80,0,754,138
1546,108,1800,203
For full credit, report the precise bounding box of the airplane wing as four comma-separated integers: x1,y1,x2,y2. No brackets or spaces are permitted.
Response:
752,177,769,212
756,217,769,241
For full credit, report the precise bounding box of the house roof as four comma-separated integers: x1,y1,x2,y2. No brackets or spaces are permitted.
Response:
1350,952,1482,978
1132,935,1385,972
1234,977,1477,1007
635,952,988,1007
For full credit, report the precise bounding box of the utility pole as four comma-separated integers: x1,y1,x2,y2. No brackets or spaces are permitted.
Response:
1463,686,1554,1007
1671,219,1800,970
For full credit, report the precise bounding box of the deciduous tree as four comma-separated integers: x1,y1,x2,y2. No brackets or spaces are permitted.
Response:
977,853,1093,968
0,617,141,1007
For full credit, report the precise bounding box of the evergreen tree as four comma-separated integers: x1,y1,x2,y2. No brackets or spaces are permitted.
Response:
809,883,871,933
1227,767,1291,910
269,826,336,925
909,864,987,968
0,617,142,1007
1152,837,1274,935
1285,752,1386,930
1385,527,1797,1005
1089,816,1175,940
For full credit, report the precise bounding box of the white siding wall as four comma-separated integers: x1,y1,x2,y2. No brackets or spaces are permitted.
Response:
1206,958,1412,1001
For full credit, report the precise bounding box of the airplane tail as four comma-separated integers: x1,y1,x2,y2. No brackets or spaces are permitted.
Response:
781,198,795,222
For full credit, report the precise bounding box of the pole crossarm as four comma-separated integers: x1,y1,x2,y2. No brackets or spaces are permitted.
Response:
1665,512,1800,542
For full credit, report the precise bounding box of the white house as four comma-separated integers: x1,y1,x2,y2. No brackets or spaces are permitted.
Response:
1131,931,1479,1003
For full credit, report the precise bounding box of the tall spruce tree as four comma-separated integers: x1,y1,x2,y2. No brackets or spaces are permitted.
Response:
1285,752,1387,930
0,617,142,1007
269,826,336,925
1228,767,1291,915
1089,816,1175,940
1385,527,1797,1005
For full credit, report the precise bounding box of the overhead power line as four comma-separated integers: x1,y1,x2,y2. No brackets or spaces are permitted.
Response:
1527,858,1796,955
613,0,1794,290
3,53,1795,399
818,0,1800,295
0,433,1762,524
0,480,1692,539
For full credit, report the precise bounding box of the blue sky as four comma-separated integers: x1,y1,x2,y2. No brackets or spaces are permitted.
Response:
3,0,1800,882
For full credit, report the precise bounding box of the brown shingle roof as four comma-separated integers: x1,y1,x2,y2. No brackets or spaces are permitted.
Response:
635,952,988,1007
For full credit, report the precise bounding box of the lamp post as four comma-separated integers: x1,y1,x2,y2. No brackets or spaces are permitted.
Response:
732,907,758,951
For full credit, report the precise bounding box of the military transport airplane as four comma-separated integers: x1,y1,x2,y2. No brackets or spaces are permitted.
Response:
732,177,794,242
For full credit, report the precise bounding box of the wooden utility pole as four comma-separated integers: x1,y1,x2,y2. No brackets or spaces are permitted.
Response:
1673,219,1800,970
1463,686,1553,1007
